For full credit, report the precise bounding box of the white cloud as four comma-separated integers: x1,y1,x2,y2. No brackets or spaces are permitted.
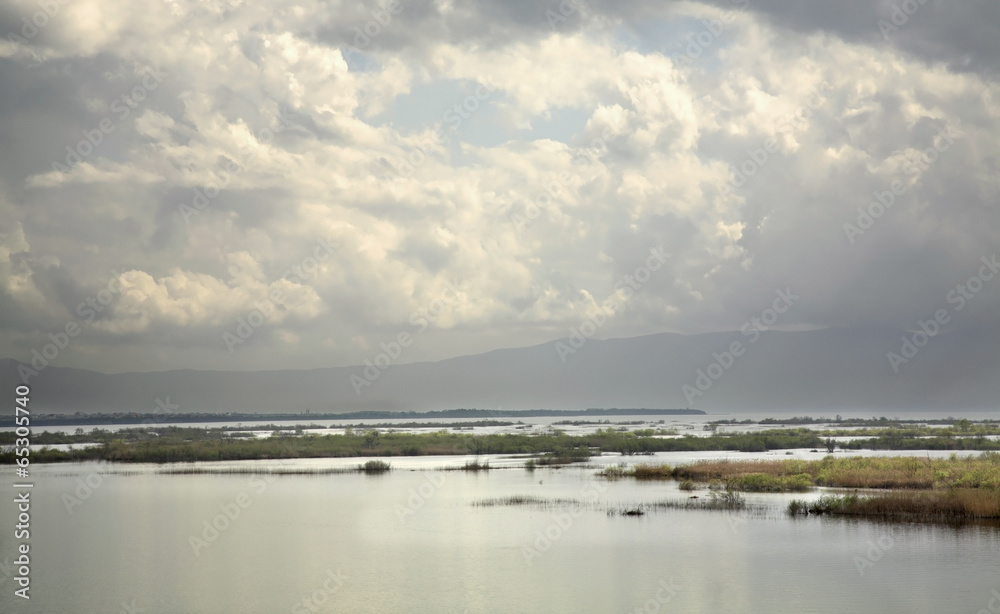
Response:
0,0,996,371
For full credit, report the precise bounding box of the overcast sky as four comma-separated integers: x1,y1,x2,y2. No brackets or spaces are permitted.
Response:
0,0,997,373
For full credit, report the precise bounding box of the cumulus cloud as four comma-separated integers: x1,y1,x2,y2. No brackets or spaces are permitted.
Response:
0,0,996,372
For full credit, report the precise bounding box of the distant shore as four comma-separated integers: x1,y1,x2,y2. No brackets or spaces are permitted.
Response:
0,407,704,428
4,418,1000,464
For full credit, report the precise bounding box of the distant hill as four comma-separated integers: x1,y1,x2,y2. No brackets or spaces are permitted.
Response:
2,326,998,414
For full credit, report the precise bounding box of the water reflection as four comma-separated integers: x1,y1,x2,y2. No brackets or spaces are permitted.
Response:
1,462,997,613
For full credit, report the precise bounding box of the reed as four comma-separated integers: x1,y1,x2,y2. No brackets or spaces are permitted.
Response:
457,459,491,471
788,489,1000,520
472,495,579,507
360,459,391,473
617,454,1000,492
158,466,357,475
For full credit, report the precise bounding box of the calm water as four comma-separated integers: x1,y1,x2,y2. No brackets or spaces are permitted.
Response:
10,409,997,437
2,457,999,613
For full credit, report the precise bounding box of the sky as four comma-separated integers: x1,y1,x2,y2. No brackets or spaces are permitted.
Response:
0,0,997,374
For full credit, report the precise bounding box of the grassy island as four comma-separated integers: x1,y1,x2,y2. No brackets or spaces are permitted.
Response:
600,454,1000,521
2,426,834,464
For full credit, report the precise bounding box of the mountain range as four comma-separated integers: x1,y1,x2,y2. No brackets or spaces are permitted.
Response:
3,326,997,414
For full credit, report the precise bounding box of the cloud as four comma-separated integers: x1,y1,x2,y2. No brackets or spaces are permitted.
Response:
0,0,996,373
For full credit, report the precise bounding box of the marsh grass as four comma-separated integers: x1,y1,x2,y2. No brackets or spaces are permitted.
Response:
632,464,674,479
158,466,358,475
3,428,830,465
360,459,391,473
474,490,752,516
618,492,753,514
472,495,582,508
788,489,1000,521
610,454,1000,492
533,449,593,466
706,490,746,508
598,464,629,478
725,472,814,492
456,459,491,471
611,506,646,516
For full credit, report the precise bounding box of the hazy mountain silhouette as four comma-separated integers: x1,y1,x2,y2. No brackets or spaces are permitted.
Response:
3,326,997,414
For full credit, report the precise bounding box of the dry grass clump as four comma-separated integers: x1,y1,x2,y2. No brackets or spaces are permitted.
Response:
458,459,490,471
674,453,1000,491
726,472,814,492
631,463,674,479
472,495,581,508
790,489,1000,520
360,459,391,473
673,459,812,481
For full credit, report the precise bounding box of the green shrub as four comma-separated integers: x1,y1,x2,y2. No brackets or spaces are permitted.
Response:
360,459,391,473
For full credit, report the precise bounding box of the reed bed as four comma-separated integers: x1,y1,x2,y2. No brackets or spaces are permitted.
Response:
789,489,1000,521
474,491,754,516
619,493,755,514
158,466,365,475
605,453,1000,492
361,459,392,473
472,495,583,507
454,460,491,471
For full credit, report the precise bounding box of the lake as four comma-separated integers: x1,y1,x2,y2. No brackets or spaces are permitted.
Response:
2,455,998,613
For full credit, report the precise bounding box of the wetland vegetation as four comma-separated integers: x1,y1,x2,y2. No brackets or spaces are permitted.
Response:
599,454,1000,490
5,419,1000,464
2,426,833,464
601,454,1000,522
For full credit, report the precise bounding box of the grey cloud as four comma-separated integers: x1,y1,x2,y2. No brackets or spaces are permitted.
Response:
694,0,1000,76
0,0,996,377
